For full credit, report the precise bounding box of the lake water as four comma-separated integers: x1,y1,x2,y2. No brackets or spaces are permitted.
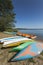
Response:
18,29,43,40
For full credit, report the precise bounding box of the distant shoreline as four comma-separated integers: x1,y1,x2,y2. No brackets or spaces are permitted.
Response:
13,28,43,30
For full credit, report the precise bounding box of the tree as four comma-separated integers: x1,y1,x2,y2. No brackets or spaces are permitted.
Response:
0,0,16,31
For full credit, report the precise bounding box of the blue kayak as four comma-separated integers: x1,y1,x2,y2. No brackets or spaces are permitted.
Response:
10,42,43,61
0,36,28,43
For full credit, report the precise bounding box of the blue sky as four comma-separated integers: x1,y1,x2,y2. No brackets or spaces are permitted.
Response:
12,0,43,28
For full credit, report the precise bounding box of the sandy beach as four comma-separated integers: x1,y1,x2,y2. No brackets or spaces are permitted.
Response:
0,32,43,65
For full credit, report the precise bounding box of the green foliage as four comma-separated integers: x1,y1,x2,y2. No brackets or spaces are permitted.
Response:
5,28,18,32
0,0,16,32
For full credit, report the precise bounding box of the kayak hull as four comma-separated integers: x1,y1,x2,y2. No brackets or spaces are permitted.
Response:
10,43,43,61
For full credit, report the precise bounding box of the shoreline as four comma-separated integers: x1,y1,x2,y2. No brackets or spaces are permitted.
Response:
0,32,15,39
0,32,43,42
0,32,43,65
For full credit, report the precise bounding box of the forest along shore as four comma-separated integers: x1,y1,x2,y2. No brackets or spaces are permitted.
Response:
0,32,43,65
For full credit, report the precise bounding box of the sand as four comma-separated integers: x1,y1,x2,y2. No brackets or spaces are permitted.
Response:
0,32,43,65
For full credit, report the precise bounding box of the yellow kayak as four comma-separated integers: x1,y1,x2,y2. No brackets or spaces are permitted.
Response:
3,40,30,47
3,37,32,47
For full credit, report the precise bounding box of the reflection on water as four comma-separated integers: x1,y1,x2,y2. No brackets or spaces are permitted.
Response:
18,29,43,40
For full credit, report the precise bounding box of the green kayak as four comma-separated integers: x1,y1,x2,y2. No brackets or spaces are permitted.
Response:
9,40,34,52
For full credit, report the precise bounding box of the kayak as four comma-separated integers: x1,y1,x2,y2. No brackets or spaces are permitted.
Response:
3,40,28,48
0,36,18,43
10,42,43,61
3,37,31,45
3,38,31,47
4,32,16,35
0,36,26,43
16,32,37,39
9,40,34,52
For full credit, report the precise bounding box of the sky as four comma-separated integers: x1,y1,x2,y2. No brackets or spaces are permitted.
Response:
12,0,43,29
